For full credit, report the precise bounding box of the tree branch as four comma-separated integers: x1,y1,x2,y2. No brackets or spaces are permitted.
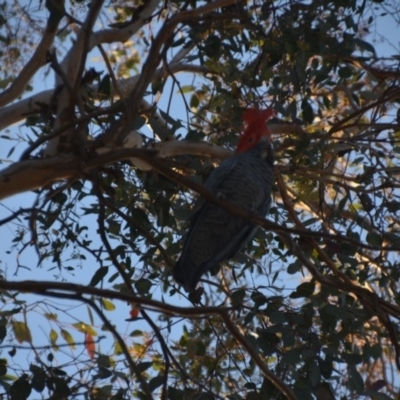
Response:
47,0,105,156
86,0,160,51
119,0,239,141
0,64,208,132
222,311,298,400
1,146,399,258
0,4,62,108
0,278,298,400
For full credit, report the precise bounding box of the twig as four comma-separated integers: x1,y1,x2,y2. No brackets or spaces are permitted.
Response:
101,197,174,269
97,44,124,100
93,177,177,392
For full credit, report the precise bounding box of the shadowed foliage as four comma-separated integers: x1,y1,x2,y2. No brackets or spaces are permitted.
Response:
0,0,400,399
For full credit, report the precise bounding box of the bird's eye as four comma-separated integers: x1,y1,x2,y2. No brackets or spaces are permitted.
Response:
248,137,254,143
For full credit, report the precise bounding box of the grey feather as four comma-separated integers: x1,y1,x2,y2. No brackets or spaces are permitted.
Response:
173,138,274,292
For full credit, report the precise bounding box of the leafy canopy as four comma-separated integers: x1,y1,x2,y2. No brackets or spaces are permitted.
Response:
0,0,400,399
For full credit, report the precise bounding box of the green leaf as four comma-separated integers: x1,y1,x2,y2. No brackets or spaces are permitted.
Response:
134,278,152,295
60,329,76,349
204,35,221,58
72,322,97,336
0,320,6,344
130,329,143,337
348,365,364,394
136,361,152,373
369,344,382,360
345,15,354,29
151,78,164,94
98,74,111,99
323,95,331,109
341,352,362,365
168,387,185,400
49,329,58,351
287,260,302,274
366,232,382,247
269,310,287,324
46,0,65,25
7,146,15,158
44,313,57,321
149,375,164,391
11,321,31,344
114,341,123,355
10,375,31,400
0,359,7,376
185,130,204,142
309,362,321,386
231,289,246,307
87,305,94,326
301,99,314,124
52,367,66,375
180,85,195,94
158,109,183,130
30,365,46,393
46,376,71,397
289,281,315,298
97,355,111,368
354,38,376,55
258,330,280,356
196,341,206,356
339,66,352,78
101,298,116,311
89,266,109,287
190,93,200,108
97,367,112,379
197,393,215,400
251,291,268,306
286,100,297,119
281,349,301,365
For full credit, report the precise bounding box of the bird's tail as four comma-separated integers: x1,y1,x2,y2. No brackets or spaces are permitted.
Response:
173,257,202,293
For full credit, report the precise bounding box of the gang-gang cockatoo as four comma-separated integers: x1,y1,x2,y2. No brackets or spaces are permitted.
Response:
173,108,275,292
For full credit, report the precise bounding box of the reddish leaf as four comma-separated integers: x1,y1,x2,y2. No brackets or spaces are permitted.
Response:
129,305,140,319
85,333,95,359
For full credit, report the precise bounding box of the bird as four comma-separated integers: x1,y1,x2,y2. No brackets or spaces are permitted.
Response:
173,108,275,292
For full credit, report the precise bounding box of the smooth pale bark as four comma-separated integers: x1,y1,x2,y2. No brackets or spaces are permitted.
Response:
0,141,233,200
0,121,306,201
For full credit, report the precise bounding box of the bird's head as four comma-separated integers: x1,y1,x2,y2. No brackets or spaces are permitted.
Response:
236,108,275,153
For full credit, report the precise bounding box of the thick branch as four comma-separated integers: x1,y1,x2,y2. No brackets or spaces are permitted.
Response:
120,0,239,140
0,143,230,200
68,0,105,90
0,63,207,132
1,146,398,258
48,0,105,155
86,0,160,51
0,155,78,200
0,4,62,108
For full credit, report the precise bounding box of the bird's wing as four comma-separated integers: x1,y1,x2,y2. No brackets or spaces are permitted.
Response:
201,189,271,267
174,149,274,292
189,156,239,219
